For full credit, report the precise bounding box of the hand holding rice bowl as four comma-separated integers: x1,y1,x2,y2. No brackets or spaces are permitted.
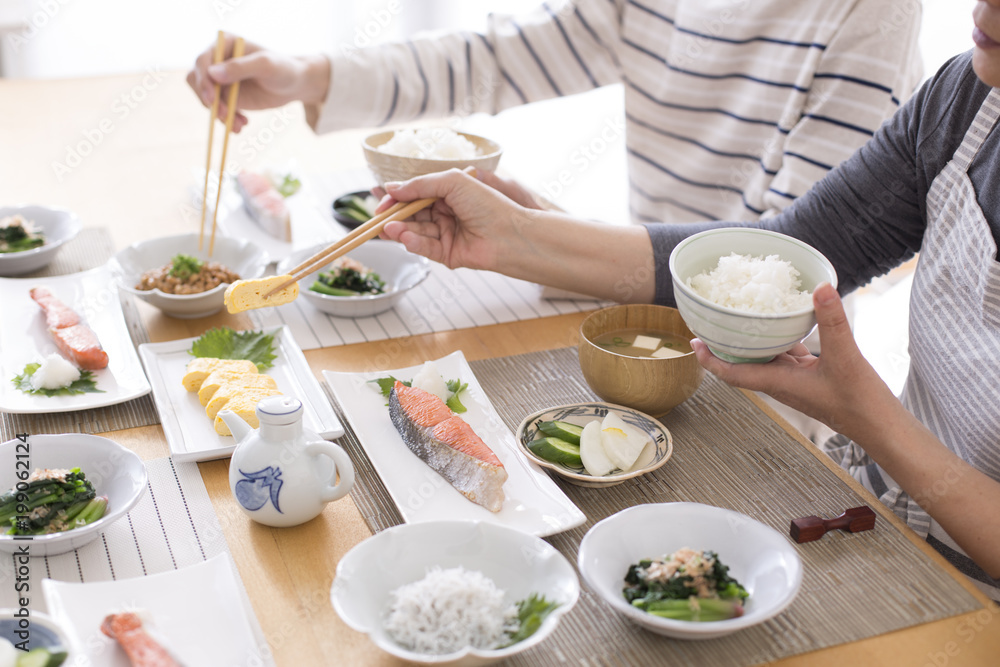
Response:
363,128,502,185
668,228,837,363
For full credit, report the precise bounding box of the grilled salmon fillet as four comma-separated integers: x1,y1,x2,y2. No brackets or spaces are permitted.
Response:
30,286,108,370
389,381,507,512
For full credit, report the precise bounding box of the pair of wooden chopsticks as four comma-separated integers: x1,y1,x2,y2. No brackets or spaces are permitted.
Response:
262,197,437,298
262,165,478,298
199,31,245,256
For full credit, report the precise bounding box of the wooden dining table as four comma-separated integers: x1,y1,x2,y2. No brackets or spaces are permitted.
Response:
1,70,997,666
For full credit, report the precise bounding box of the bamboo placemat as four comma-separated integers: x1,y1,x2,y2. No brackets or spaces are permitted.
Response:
0,228,160,441
333,347,981,666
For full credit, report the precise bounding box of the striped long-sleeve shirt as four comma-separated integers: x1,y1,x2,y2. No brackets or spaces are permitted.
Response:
311,0,923,224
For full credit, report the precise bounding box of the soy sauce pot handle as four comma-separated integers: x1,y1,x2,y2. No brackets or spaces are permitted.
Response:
305,441,356,503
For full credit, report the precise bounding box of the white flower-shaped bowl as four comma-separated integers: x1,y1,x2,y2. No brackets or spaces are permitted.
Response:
331,520,579,666
278,239,430,318
516,402,673,488
0,434,147,557
110,232,267,319
0,204,81,276
669,228,837,363
578,503,803,640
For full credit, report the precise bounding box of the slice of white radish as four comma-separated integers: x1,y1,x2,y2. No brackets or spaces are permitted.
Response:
601,412,651,471
580,420,616,476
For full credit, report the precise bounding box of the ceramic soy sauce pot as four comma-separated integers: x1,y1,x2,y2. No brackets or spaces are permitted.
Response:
220,395,355,528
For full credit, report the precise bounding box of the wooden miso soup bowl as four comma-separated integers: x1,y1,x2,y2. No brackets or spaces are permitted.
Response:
579,305,705,417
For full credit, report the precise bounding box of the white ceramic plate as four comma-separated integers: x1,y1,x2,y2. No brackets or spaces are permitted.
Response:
577,503,803,640
277,240,430,318
0,434,148,557
323,351,586,537
515,402,673,488
332,521,579,667
0,266,151,413
139,326,343,462
0,204,81,276
43,554,265,666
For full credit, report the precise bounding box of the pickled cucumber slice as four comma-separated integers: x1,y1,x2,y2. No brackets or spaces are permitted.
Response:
527,436,582,468
537,420,584,445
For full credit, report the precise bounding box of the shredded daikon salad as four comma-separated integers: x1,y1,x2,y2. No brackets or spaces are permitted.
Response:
687,252,812,314
383,566,517,655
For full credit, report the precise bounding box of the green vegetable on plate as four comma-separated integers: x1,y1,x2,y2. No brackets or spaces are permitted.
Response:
501,594,560,647
537,420,584,446
0,467,107,535
371,376,469,414
623,549,749,622
168,254,203,281
12,363,102,397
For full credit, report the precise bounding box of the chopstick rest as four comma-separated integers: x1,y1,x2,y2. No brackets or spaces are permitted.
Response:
789,506,876,543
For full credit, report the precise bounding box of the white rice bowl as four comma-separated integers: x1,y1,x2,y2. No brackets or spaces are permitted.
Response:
669,228,837,363
378,128,481,160
686,253,812,314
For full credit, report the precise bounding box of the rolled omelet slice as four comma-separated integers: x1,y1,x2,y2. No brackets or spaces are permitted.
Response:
205,375,279,420
214,388,283,435
197,365,260,406
182,358,258,393
224,275,299,314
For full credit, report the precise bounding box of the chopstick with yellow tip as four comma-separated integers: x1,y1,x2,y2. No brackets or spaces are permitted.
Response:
202,32,245,256
262,196,437,298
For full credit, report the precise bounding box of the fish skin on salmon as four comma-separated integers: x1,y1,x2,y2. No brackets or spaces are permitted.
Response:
29,286,109,370
388,381,507,512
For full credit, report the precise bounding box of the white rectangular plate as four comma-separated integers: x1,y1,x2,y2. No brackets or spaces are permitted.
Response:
0,266,151,413
323,351,586,537
139,326,343,462
43,554,269,666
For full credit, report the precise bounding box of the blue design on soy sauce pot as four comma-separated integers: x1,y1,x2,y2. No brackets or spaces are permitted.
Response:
235,466,284,513
221,395,355,528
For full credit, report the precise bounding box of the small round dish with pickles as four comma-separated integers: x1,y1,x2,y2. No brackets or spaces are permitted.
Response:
516,403,673,488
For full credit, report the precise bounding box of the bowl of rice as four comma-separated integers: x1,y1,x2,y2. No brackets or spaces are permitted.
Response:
668,228,837,363
331,520,579,666
363,127,502,185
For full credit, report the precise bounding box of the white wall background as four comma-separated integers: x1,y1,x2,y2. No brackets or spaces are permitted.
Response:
0,0,977,80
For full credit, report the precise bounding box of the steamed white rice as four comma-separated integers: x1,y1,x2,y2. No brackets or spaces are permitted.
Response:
687,252,812,314
378,128,481,160
383,566,516,655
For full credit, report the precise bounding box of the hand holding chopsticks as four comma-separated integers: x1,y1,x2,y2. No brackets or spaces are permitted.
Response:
199,31,245,256
262,197,438,299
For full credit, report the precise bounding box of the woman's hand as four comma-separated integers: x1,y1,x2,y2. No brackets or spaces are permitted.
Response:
378,168,539,272
186,34,330,133
692,283,896,441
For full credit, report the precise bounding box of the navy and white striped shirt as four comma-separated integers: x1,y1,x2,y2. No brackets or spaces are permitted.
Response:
313,0,923,223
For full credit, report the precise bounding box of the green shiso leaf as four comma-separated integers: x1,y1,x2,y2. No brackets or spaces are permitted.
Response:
188,327,279,371
12,363,103,396
502,594,559,647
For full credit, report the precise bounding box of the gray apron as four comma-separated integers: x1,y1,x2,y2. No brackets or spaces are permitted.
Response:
824,87,1000,597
